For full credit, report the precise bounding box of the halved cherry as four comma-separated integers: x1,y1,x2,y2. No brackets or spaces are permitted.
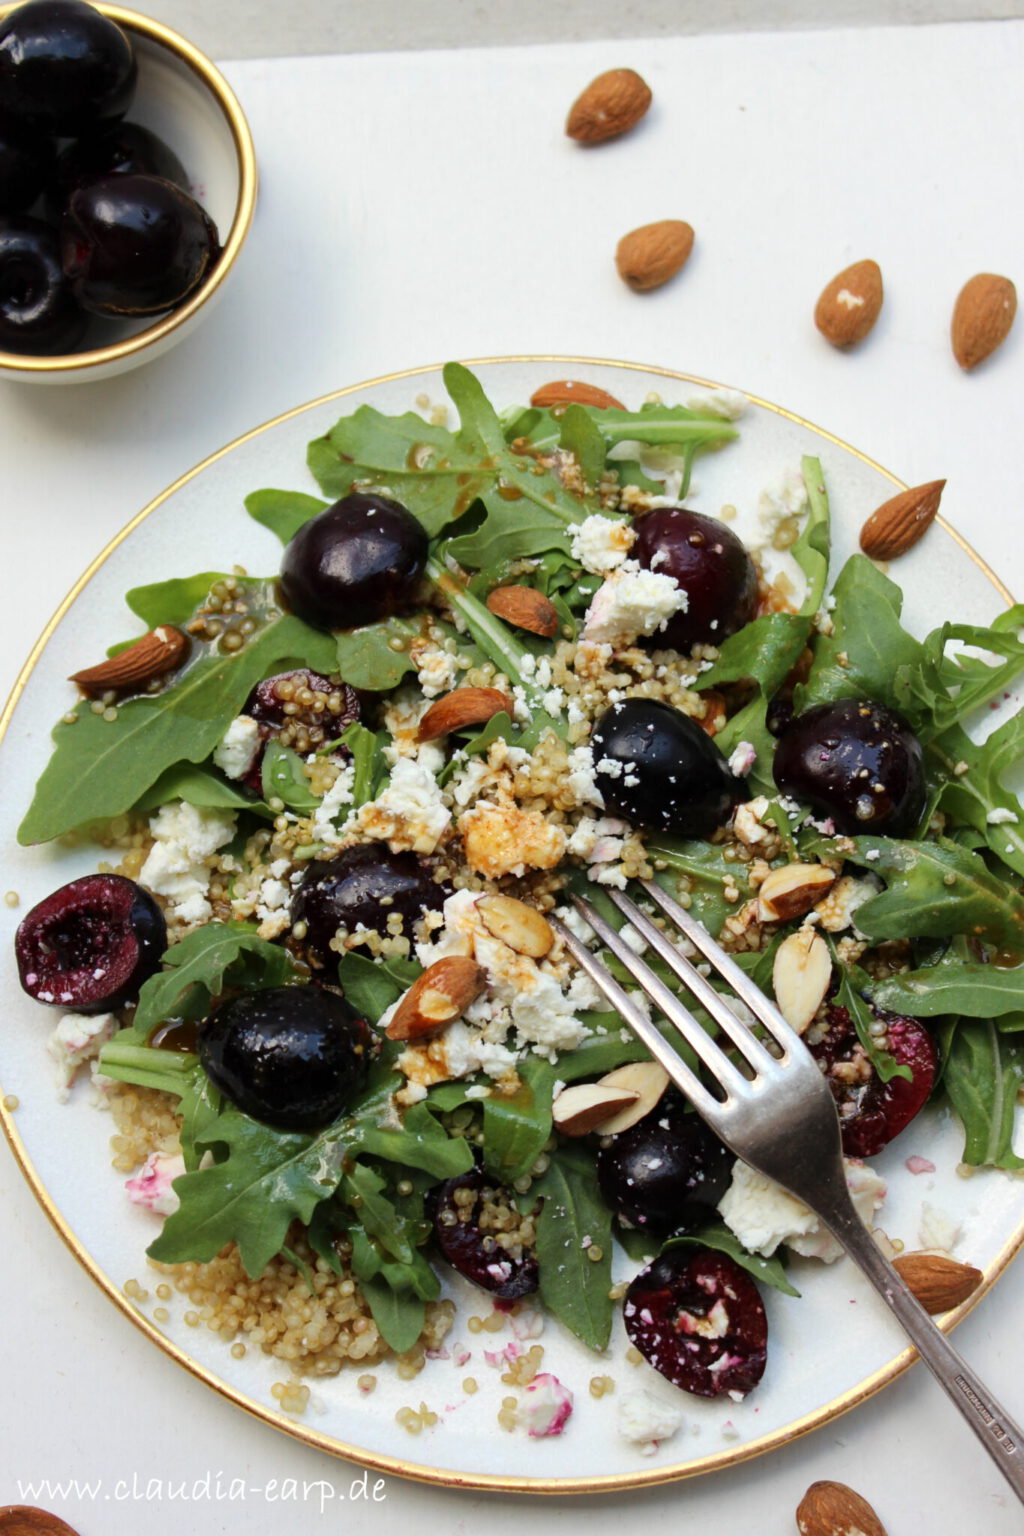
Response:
623,1247,767,1398
15,872,166,1013
240,667,359,791
807,1002,937,1158
427,1164,539,1299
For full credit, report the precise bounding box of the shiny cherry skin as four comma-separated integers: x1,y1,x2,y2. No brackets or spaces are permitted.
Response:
590,697,746,838
0,108,53,212
61,172,219,316
0,0,136,135
427,1164,539,1299
632,506,758,652
291,843,450,970
198,984,374,1132
46,120,188,220
279,492,429,632
15,872,166,1013
596,1094,733,1233
772,697,926,836
624,1247,767,1398
0,214,87,353
808,1001,937,1158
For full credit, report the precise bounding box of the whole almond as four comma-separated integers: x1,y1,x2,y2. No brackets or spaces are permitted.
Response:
772,928,831,1034
952,272,1017,370
485,585,560,638
796,1480,887,1536
69,625,189,693
591,1060,670,1134
552,1081,640,1137
386,955,486,1040
417,686,514,742
814,259,884,348
476,894,555,957
859,479,945,560
566,67,652,144
892,1250,983,1314
0,1511,82,1536
530,379,626,411
615,219,694,292
757,863,837,924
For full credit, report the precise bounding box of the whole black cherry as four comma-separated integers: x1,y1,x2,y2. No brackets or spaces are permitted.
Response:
46,120,188,220
772,696,926,836
279,492,429,632
0,108,53,212
291,843,450,970
0,214,87,353
0,0,136,136
596,1094,733,1233
632,506,758,652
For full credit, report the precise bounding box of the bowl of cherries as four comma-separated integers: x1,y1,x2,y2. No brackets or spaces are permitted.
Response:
0,0,256,382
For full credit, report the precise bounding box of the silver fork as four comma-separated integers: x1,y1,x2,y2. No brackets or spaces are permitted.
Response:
552,877,1024,1501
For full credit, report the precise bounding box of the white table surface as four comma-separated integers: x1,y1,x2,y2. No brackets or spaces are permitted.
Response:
2,15,1023,1533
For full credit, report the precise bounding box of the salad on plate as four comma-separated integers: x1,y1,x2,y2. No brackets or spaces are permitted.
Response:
11,362,1024,1451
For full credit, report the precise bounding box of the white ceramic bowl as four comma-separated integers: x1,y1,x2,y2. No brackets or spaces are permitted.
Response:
0,3,257,383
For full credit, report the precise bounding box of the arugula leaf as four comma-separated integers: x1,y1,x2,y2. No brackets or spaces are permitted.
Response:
340,720,388,807
942,1020,1024,1169
869,956,1024,1018
125,573,229,627
932,709,1024,878
531,1144,614,1350
896,607,1024,734
336,949,421,1021
665,1220,800,1297
20,592,338,844
828,955,910,1083
132,762,267,817
796,556,925,714
558,404,607,489
793,455,830,614
481,1057,555,1183
245,488,329,544
260,740,320,812
700,613,813,704
645,840,751,937
129,923,300,1036
333,615,420,692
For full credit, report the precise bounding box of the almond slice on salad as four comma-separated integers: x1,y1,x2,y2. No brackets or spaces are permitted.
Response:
417,686,514,741
69,625,189,693
591,1060,670,1134
552,1081,640,1137
476,894,555,957
530,380,626,411
892,1251,983,1313
386,956,486,1040
772,928,831,1034
756,862,837,923
485,585,560,638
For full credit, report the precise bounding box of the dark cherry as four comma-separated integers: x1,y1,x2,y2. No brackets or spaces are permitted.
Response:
590,697,746,838
427,1165,539,1299
61,172,219,316
772,697,926,837
0,0,136,135
197,984,375,1132
807,1001,937,1158
623,1247,767,1398
632,506,758,652
279,491,429,632
0,108,54,212
596,1094,733,1233
15,872,166,1013
240,668,360,793
291,843,450,971
46,120,188,220
0,214,87,353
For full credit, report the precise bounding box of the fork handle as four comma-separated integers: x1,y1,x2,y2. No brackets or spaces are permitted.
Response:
822,1185,1024,1501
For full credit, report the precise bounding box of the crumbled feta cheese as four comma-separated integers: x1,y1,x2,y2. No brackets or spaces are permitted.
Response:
814,872,881,935
354,757,450,854
565,744,605,809
684,387,748,421
718,1157,886,1261
987,806,1019,825
920,1201,961,1254
727,741,757,778
566,815,628,863
48,1012,117,1100
617,1388,683,1449
733,795,770,845
125,1151,186,1216
309,760,355,848
139,801,237,925
569,514,636,574
459,801,565,879
212,714,260,780
517,1373,573,1437
583,564,686,648
412,642,459,699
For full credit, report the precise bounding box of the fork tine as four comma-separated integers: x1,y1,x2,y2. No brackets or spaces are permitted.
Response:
638,877,808,1059
551,912,724,1122
604,887,778,1076
568,894,753,1103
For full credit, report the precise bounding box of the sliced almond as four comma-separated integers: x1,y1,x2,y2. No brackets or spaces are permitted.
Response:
591,1060,670,1134
417,686,514,742
796,1480,887,1536
485,585,560,638
814,258,884,348
951,272,1017,370
892,1250,983,1314
476,894,554,958
772,928,831,1034
615,219,694,292
565,67,652,144
386,955,486,1040
757,863,837,923
859,479,945,561
69,625,189,693
552,1081,640,1137
530,379,626,412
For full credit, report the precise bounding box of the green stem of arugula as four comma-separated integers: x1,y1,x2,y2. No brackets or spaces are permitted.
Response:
98,1038,197,1098
425,554,543,703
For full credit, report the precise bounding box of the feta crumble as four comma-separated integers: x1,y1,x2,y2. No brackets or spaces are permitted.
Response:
212,714,260,780
583,563,687,648
718,1157,886,1261
617,1388,684,1451
139,801,237,925
569,514,636,574
47,1011,117,1100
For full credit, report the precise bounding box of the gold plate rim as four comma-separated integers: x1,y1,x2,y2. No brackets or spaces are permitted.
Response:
0,354,1018,1494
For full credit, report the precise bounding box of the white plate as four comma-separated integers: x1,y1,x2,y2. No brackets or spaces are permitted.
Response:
1,357,1021,1493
